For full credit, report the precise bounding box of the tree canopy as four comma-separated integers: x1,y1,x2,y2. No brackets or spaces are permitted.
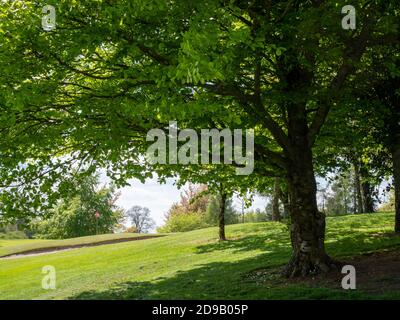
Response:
0,0,399,277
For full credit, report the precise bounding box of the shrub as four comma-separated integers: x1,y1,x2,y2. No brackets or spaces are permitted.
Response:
125,226,138,233
158,213,210,233
0,231,28,239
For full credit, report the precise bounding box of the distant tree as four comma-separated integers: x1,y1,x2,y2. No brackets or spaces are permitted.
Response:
160,183,239,237
160,184,211,233
31,175,123,239
206,194,237,226
126,206,155,234
243,210,268,223
379,190,395,212
179,185,210,213
325,172,353,215
164,185,210,220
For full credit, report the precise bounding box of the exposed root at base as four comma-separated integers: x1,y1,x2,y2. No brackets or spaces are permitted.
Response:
283,254,342,278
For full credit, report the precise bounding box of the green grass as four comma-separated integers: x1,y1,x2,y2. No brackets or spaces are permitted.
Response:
0,233,159,258
0,212,399,300
0,239,46,250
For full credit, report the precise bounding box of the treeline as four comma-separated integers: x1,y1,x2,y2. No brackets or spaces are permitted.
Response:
0,224,28,239
6,175,156,240
158,184,288,234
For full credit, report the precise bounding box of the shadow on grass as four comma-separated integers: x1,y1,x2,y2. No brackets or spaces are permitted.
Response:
69,252,290,300
196,224,289,254
195,235,290,254
325,230,400,258
68,228,400,300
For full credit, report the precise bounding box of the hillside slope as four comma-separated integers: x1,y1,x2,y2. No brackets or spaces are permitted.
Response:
0,233,163,258
0,212,399,300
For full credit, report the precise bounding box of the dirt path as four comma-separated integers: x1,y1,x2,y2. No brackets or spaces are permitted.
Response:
0,235,163,260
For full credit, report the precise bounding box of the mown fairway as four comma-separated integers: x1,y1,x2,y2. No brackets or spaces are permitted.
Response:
0,233,161,258
1,212,400,300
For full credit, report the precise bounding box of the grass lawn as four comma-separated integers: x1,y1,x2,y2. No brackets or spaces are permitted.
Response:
0,239,47,252
0,212,400,300
0,233,160,258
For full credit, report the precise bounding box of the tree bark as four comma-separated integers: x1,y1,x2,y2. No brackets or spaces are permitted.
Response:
280,189,290,219
393,142,400,233
272,177,281,221
219,192,227,241
281,65,340,277
361,180,375,213
283,111,337,277
284,149,337,277
353,161,363,213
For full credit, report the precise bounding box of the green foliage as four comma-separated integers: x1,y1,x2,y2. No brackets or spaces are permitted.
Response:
159,184,240,232
325,172,355,215
31,175,123,239
0,231,27,240
0,223,29,239
3,0,395,217
242,210,269,223
0,0,398,275
205,195,238,225
157,212,210,233
159,185,211,232
379,190,395,212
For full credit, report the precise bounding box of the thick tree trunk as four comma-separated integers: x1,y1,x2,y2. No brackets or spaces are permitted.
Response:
219,192,227,241
284,144,337,277
272,178,281,221
353,161,363,213
393,143,400,233
282,66,339,277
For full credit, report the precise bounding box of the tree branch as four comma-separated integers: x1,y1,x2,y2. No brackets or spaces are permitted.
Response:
307,23,374,147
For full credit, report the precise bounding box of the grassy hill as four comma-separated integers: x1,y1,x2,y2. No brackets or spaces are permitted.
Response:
0,233,162,258
1,212,400,300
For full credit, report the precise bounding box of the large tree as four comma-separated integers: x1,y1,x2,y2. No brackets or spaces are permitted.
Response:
0,0,397,276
